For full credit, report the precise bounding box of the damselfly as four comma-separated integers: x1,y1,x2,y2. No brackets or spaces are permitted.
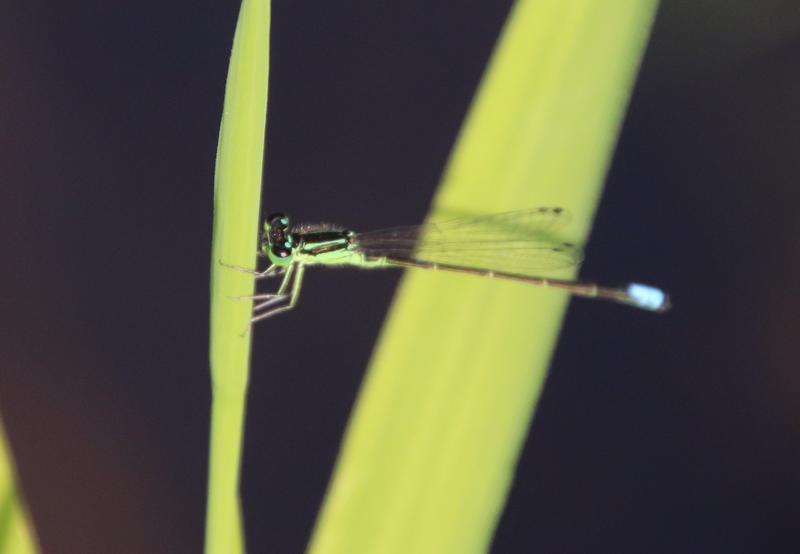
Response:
224,207,670,324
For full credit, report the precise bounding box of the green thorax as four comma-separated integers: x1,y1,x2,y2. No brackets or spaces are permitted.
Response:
294,227,358,265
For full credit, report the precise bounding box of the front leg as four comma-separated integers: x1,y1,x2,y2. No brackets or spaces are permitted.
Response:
228,263,294,305
219,259,283,279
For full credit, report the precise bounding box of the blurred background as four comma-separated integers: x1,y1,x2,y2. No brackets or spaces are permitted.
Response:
2,1,799,552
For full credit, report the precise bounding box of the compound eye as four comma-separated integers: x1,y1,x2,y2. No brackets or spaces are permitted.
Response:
268,213,289,228
266,212,290,230
267,214,290,241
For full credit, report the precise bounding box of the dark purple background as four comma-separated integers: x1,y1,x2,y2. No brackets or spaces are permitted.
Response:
1,1,799,552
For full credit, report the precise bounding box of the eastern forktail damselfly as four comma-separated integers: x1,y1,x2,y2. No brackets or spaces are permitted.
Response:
223,208,670,324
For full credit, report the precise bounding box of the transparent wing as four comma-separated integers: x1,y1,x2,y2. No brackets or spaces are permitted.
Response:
355,207,583,274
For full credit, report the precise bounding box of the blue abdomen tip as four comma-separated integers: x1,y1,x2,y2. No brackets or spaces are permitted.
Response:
627,283,668,311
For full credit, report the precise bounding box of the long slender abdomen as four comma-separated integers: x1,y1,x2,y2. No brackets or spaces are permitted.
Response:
382,256,669,312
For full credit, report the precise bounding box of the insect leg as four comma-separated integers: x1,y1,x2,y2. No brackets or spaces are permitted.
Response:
219,260,282,279
249,264,305,325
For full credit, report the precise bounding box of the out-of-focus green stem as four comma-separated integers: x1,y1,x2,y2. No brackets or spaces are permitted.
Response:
0,420,38,554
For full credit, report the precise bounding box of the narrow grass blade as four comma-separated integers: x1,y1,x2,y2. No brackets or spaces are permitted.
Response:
205,1,270,553
309,1,659,552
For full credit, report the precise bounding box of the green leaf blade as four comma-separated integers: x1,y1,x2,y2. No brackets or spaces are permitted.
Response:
205,1,271,553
